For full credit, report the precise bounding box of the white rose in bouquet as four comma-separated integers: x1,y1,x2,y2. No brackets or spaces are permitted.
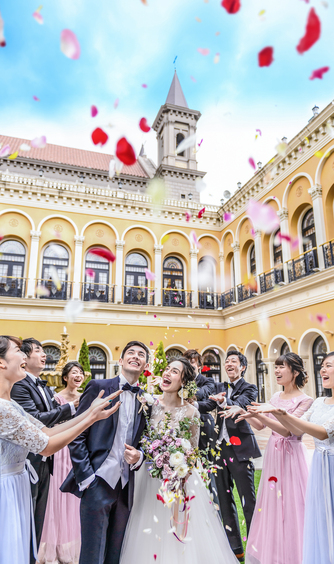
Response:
180,438,191,452
143,392,155,406
176,464,189,479
170,451,185,468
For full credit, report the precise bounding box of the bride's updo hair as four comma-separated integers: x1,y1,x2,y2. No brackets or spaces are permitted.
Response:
275,352,308,388
167,357,195,387
0,336,22,359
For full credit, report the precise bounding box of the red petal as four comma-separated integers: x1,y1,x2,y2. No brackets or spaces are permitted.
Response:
309,66,329,80
221,0,241,14
143,370,152,377
156,494,165,504
258,46,274,67
139,117,151,133
91,127,108,146
116,137,136,166
296,8,321,54
91,105,98,117
268,476,278,482
198,207,205,218
89,248,115,262
229,436,241,446
154,556,157,561
201,366,210,372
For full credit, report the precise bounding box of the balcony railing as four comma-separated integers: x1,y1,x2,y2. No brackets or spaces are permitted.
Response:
237,283,257,303
0,276,26,298
220,288,236,309
123,285,154,306
199,291,218,309
163,288,192,308
287,248,319,282
36,279,72,300
259,267,284,293
322,239,334,269
82,282,114,303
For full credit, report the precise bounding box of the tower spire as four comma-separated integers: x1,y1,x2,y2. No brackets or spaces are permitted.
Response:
165,71,188,108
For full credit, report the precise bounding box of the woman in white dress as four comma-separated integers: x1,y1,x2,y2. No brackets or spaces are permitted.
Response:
120,358,238,564
0,335,121,564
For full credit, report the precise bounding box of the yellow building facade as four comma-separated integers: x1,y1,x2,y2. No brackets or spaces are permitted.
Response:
0,80,333,402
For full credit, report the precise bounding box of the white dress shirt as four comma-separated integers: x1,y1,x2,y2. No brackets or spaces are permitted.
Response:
27,372,76,415
218,377,242,443
79,373,143,491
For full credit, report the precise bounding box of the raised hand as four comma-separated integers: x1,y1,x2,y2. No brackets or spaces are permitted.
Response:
89,389,122,412
209,391,226,404
247,402,275,415
89,390,122,422
124,443,141,465
235,411,257,423
218,405,245,419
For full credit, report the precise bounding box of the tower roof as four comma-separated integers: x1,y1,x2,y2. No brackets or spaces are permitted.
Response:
165,71,188,108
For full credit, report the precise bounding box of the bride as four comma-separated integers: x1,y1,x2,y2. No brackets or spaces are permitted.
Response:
120,357,238,564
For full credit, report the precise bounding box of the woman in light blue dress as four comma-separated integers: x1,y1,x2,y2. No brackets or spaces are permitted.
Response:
0,335,121,564
248,351,334,564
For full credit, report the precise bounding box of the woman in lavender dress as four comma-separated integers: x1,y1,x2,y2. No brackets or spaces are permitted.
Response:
226,353,313,564
39,362,85,564
250,351,334,564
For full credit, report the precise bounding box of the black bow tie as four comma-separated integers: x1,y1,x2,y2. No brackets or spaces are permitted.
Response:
122,382,141,394
36,379,48,389
227,382,235,390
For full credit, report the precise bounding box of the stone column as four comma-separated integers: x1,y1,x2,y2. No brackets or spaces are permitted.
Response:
72,236,85,300
154,245,163,306
115,240,125,303
278,208,290,282
219,252,225,293
231,240,241,286
190,248,199,308
308,184,326,269
27,231,41,298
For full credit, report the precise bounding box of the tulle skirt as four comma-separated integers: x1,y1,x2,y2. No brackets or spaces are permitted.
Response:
0,468,31,564
120,463,238,564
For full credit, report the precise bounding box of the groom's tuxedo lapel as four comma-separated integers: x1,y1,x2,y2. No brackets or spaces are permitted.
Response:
132,389,144,444
105,376,120,449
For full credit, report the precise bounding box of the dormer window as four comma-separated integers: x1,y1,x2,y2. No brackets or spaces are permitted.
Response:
176,133,185,156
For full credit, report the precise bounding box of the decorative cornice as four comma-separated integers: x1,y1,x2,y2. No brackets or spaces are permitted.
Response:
231,241,240,252
154,245,163,253
74,235,85,244
115,240,126,250
190,249,199,257
278,208,289,221
30,230,41,240
308,184,323,199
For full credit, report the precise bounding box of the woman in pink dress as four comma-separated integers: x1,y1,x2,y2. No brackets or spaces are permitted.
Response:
223,352,313,564
38,362,85,564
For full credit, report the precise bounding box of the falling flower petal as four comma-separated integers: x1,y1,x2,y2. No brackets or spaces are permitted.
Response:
0,144,11,157
276,141,288,156
258,46,274,67
215,31,221,36
195,17,202,22
268,476,278,482
214,53,220,64
296,8,321,54
145,268,156,281
65,299,84,323
190,75,197,82
190,231,201,248
223,212,235,222
139,117,151,133
32,10,43,24
114,98,119,109
230,436,241,446
142,84,148,88
259,9,265,15
36,285,50,297
154,556,157,562
221,0,241,14
31,136,47,149
116,137,136,165
91,105,98,117
150,341,154,346
33,95,40,101
175,134,197,155
20,143,31,152
256,129,262,136
315,151,323,158
153,515,159,523
309,66,330,80
8,151,18,160
161,235,169,245
60,29,80,60
85,268,95,278
248,200,279,234
198,207,205,218
92,128,108,146
248,157,256,170
146,178,166,205
197,48,210,56
143,529,152,534
0,12,6,47
90,247,115,262
185,211,192,222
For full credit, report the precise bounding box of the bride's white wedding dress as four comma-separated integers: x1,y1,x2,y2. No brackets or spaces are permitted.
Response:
120,400,238,564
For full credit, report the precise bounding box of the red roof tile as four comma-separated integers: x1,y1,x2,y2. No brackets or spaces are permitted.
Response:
0,134,149,178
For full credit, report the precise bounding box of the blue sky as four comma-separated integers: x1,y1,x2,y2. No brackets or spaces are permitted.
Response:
0,0,333,204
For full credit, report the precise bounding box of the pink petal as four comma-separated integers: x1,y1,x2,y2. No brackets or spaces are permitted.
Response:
190,76,197,82
142,84,148,88
114,98,119,109
256,129,262,136
0,144,11,157
33,95,40,101
150,341,154,346
31,136,47,149
32,11,43,24
223,212,235,222
248,157,256,170
248,199,279,234
85,268,95,278
139,117,151,133
197,48,210,56
309,66,330,80
145,268,156,281
0,12,6,47
91,105,98,117
185,211,192,222
190,231,201,248
60,29,81,60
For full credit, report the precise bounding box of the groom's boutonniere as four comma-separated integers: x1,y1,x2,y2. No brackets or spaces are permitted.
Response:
137,392,155,414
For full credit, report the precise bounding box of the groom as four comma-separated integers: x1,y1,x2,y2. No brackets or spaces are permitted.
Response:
61,341,150,564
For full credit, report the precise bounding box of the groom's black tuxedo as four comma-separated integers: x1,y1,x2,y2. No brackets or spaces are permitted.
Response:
199,377,261,559
195,373,216,451
61,376,148,564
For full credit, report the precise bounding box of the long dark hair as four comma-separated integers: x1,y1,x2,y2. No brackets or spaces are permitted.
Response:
61,361,84,387
275,352,308,388
167,357,196,386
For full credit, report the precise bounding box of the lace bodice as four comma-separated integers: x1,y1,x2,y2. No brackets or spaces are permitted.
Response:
150,401,200,449
301,396,334,451
0,399,49,468
267,392,314,439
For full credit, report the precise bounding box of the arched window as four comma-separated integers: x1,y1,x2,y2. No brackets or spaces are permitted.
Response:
166,348,183,362
176,133,185,157
40,244,69,299
302,209,317,252
273,229,283,266
0,240,26,297
313,336,330,397
83,249,110,303
124,252,148,305
249,244,256,276
42,345,61,371
89,346,107,380
163,256,185,307
280,342,290,356
202,349,221,383
255,347,266,403
198,257,215,309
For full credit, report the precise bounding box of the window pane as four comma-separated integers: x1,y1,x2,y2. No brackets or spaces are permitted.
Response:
126,253,147,267
0,240,25,255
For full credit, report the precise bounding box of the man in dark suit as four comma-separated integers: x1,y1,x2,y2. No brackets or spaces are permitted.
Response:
199,350,261,563
61,341,150,564
11,337,78,563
